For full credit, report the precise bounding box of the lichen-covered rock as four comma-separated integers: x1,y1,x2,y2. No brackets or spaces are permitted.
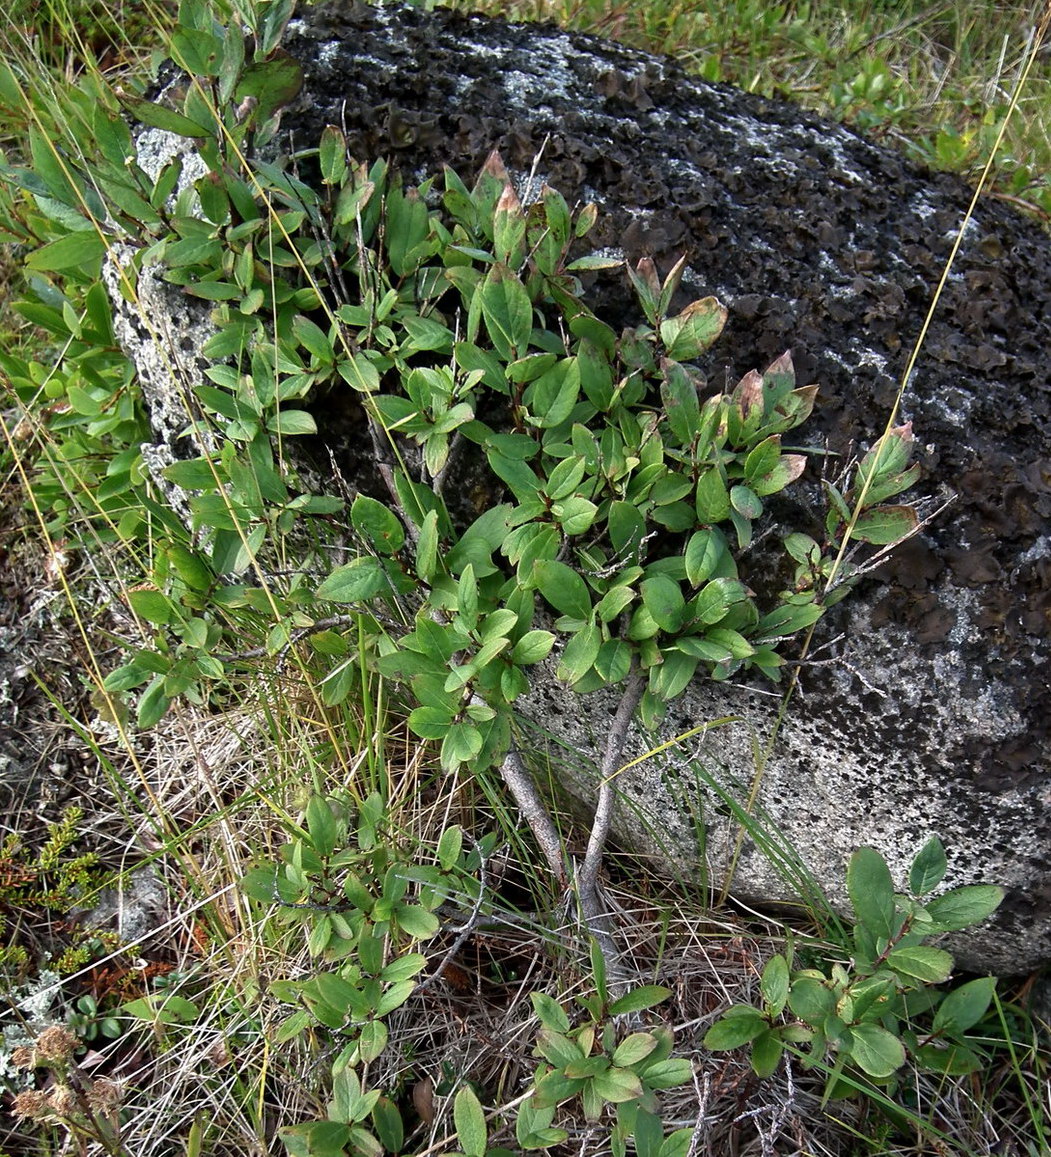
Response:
118,2,1050,971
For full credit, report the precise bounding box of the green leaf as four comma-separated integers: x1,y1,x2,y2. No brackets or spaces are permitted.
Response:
848,505,918,545
317,557,388,603
370,1097,403,1154
751,453,807,497
608,501,645,559
351,495,406,555
925,885,1004,931
659,297,727,361
750,1030,784,1078
649,650,698,700
730,484,762,521
755,599,825,639
760,955,790,1017
611,1033,659,1068
454,1087,488,1157
25,230,105,272
118,94,211,137
545,456,587,501
657,1129,695,1157
397,904,440,940
280,1121,353,1157
695,468,731,523
29,128,80,205
445,505,514,578
524,358,582,430
592,1067,644,1104
127,588,174,625
847,1023,906,1078
914,1042,983,1076
402,313,454,353
535,1028,584,1069
381,954,427,983
440,724,484,768
184,280,241,301
595,585,636,625
137,676,171,729
691,577,749,626
268,409,317,436
358,1020,388,1063
684,529,725,587
554,496,597,536
932,976,996,1035
608,986,671,1016
595,638,633,683
512,630,556,665
437,826,463,872
660,360,701,446
531,992,570,1033
743,435,781,483
855,424,914,493
457,564,480,630
640,575,685,632
533,560,592,621
416,510,439,581
306,796,338,858
885,946,954,984
566,254,622,271
170,27,223,75
338,353,381,393
319,125,348,186
479,262,533,359
386,186,432,277
674,636,732,665
102,662,153,693
234,53,304,123
292,315,333,363
847,846,896,942
122,993,199,1025
909,837,948,896
706,627,754,659
557,621,600,685
408,706,454,740
703,1010,768,1050
637,1057,693,1090
789,976,835,1024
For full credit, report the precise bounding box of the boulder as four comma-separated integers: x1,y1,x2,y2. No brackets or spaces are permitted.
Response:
120,2,1050,972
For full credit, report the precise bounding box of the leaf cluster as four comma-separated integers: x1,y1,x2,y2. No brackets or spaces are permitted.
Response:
241,795,487,1072
704,838,1005,1094
518,966,694,1157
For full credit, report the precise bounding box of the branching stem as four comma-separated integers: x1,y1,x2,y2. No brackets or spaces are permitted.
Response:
577,668,645,993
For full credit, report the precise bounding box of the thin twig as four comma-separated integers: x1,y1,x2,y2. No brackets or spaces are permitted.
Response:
213,614,359,661
413,841,490,995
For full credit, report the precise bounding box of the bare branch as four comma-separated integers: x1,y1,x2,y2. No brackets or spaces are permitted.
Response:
498,746,570,887
577,668,645,992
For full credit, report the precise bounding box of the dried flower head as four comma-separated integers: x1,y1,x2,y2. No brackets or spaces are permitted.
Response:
35,1025,78,1064
46,1086,79,1117
86,1078,122,1112
10,1046,36,1070
11,1089,49,1120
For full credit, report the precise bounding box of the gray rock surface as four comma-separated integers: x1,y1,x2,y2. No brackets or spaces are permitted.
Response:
114,3,1050,972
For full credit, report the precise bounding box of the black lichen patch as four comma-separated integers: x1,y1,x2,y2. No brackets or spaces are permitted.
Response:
280,3,1049,798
